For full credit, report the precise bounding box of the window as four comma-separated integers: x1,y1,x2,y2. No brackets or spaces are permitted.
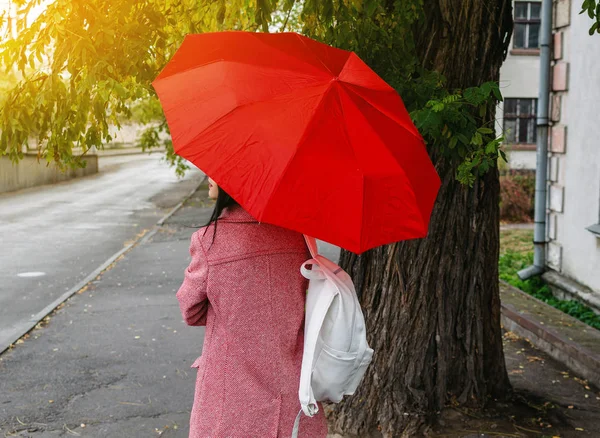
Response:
514,2,541,49
504,98,537,144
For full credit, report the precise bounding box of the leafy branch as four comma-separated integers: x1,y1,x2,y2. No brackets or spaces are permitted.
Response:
412,81,506,187
581,0,600,35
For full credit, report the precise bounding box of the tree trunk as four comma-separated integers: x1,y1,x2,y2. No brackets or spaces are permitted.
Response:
330,1,514,436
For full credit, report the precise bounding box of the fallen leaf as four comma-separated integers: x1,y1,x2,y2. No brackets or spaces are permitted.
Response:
568,405,574,409
575,427,584,431
134,336,141,339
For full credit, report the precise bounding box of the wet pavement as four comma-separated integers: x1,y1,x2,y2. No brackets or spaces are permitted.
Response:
0,154,202,352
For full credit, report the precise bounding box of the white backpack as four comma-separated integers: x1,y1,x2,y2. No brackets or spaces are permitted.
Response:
291,236,374,437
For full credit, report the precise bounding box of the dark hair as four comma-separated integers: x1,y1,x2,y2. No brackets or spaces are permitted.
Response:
203,184,238,244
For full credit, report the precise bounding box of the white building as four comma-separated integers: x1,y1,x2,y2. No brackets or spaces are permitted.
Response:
498,0,600,311
541,0,600,311
498,0,542,170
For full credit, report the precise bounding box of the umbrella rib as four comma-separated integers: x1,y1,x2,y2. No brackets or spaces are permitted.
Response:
341,84,422,143
259,87,334,222
293,33,336,77
337,86,427,235
156,57,326,85
333,85,365,250
245,32,335,79
156,36,332,83
154,58,224,82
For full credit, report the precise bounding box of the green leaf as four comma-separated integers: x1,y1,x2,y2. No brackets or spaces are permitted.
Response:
480,82,492,96
449,136,458,149
492,85,503,102
432,102,444,112
499,149,508,162
471,132,483,146
217,3,226,24
581,0,592,12
590,21,600,35
366,0,379,16
479,160,489,174
479,104,487,118
477,127,494,135
485,140,497,154
457,133,470,145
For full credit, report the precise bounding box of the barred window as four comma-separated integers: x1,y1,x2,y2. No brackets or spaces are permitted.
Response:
504,98,537,144
514,2,541,49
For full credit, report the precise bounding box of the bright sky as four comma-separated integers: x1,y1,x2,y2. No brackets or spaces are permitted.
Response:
0,0,51,37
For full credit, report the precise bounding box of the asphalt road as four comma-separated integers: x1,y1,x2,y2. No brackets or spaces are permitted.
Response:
0,154,203,351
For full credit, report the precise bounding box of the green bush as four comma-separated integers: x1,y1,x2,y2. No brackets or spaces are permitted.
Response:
499,251,600,331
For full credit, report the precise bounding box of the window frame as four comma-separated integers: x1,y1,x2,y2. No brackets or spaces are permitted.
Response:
503,98,538,145
513,1,542,50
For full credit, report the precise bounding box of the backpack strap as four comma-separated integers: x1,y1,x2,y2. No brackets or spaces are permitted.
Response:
291,409,302,438
298,272,332,415
298,251,337,415
296,282,334,436
303,235,319,258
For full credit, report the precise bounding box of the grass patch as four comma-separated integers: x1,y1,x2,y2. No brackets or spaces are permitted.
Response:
500,229,600,331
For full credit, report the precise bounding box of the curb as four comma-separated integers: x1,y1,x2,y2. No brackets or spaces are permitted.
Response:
500,281,600,387
0,179,204,355
96,149,166,158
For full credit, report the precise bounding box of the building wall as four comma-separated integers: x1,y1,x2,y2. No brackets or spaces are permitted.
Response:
547,0,600,293
506,148,537,169
498,0,542,170
0,154,98,194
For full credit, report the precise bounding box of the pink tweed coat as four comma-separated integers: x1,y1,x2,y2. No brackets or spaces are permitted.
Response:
176,206,328,438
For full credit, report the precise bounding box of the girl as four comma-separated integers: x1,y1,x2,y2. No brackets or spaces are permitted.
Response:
176,177,328,437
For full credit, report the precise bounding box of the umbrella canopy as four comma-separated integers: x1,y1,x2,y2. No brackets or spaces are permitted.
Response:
152,31,440,254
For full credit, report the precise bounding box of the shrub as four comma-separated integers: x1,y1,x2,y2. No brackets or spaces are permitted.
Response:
499,250,600,331
500,174,533,223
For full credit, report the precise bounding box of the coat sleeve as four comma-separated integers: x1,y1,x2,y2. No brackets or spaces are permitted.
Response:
176,231,209,326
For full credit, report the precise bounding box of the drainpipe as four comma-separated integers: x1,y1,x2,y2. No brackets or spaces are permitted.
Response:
517,0,552,280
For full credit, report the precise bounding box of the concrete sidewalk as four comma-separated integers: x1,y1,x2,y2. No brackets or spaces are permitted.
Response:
1,185,599,437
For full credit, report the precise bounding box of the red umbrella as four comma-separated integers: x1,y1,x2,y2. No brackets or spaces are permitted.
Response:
152,31,440,254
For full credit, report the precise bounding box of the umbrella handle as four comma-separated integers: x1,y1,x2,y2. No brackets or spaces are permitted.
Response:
303,235,319,258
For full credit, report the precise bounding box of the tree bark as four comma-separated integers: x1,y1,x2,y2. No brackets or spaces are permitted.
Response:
330,1,513,436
